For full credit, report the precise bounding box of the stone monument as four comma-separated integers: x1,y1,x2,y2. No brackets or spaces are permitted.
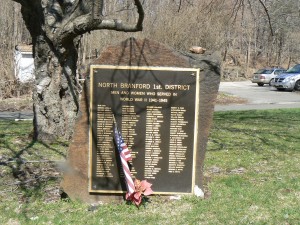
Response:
62,38,221,203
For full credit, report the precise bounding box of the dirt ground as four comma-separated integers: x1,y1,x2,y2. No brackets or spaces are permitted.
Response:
216,93,248,105
0,95,32,112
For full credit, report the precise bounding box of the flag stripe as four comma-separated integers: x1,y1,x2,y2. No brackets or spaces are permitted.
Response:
114,119,135,195
120,153,135,193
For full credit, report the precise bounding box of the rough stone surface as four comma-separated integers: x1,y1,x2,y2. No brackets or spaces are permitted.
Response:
61,86,123,203
62,38,221,203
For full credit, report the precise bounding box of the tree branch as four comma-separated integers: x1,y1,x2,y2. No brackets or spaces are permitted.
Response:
59,0,144,42
257,0,274,36
133,0,144,30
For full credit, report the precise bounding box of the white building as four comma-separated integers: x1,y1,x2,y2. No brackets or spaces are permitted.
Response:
14,44,35,83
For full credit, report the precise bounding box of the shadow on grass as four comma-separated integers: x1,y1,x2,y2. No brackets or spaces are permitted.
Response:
0,120,68,220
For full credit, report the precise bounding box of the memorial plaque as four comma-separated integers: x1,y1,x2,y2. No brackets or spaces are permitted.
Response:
89,65,200,194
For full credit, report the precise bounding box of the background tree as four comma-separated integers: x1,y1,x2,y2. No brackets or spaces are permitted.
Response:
8,0,144,142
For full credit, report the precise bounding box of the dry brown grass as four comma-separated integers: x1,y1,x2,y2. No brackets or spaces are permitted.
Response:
0,95,32,111
216,92,248,105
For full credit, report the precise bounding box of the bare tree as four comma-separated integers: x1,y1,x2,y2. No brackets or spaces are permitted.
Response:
9,0,144,142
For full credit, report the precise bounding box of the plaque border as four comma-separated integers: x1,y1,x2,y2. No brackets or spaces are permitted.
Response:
88,65,200,195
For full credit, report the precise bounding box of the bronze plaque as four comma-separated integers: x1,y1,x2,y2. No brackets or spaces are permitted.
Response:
89,65,199,194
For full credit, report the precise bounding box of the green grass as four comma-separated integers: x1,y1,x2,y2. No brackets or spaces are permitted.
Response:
1,109,300,224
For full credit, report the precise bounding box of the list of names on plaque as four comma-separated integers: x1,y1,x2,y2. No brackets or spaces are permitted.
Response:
96,105,114,177
90,66,199,194
121,105,139,177
144,106,163,179
168,107,188,173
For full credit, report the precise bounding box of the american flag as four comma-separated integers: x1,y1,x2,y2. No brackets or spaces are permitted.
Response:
113,118,135,195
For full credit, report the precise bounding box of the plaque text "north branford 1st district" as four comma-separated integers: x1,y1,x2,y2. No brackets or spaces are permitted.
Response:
89,65,200,195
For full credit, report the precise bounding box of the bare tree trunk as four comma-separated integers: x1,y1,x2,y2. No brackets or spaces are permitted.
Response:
253,25,258,67
277,33,283,67
287,56,291,69
33,35,80,142
17,3,80,142
246,34,251,77
223,48,228,62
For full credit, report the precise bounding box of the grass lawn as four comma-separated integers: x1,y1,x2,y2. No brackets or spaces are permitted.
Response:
0,109,300,224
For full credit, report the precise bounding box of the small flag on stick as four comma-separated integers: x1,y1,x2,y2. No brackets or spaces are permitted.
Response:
113,115,135,195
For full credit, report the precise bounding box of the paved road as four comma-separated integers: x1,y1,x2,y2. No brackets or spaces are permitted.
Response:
216,81,300,111
0,110,33,120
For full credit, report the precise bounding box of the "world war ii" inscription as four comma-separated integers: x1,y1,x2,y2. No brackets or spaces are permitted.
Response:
89,65,200,194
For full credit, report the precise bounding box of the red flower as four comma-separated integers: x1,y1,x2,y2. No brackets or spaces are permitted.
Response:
126,179,153,206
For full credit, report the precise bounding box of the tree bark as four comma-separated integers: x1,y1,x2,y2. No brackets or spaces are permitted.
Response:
18,1,81,142
33,35,80,142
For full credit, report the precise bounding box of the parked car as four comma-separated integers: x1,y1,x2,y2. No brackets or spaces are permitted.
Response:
273,64,300,91
251,68,286,86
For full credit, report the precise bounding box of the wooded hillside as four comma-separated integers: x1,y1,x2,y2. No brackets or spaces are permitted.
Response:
1,0,300,98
